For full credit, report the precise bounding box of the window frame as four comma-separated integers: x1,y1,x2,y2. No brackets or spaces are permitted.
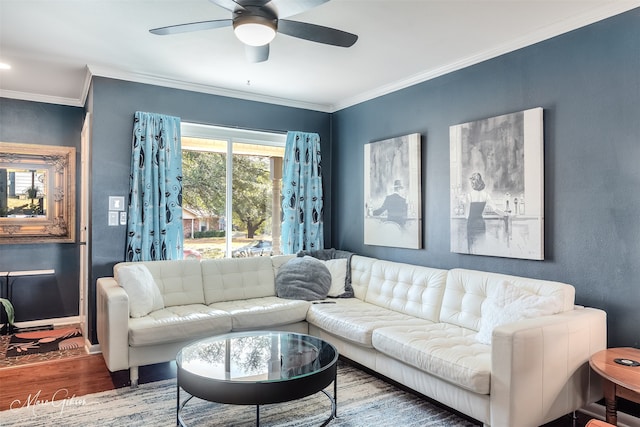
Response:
181,122,286,258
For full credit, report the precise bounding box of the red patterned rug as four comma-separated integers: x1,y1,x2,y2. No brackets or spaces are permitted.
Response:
5,327,84,358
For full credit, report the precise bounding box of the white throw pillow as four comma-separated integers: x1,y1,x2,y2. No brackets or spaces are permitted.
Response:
324,258,348,297
476,281,564,345
116,264,165,318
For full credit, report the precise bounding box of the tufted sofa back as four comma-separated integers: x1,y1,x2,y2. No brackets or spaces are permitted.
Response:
350,255,376,300
201,257,276,304
114,259,205,307
349,257,576,330
351,256,448,322
439,268,576,331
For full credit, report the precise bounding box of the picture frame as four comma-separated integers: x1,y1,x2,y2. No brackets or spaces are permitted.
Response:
449,107,544,260
364,133,421,249
0,142,76,244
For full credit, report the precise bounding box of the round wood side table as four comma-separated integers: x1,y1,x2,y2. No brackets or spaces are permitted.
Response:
589,347,640,426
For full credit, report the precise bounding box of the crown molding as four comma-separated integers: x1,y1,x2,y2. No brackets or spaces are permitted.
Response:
0,89,84,107
86,65,333,113
331,1,640,112
4,2,638,113
79,65,93,106
0,65,91,108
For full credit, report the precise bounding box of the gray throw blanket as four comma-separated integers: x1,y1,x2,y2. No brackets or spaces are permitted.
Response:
297,248,355,298
275,256,332,301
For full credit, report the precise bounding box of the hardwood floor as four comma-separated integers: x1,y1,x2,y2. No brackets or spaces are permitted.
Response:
0,353,600,426
0,353,175,412
1,354,113,411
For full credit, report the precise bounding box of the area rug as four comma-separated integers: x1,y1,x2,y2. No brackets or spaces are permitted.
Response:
5,327,83,358
0,336,86,368
1,362,481,427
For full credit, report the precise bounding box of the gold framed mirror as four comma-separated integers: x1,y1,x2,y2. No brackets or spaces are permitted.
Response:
0,142,76,244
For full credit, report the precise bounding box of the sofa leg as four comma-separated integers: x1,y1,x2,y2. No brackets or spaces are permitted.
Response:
130,366,139,388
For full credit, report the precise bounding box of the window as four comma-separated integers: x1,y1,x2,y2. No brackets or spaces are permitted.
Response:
181,123,286,259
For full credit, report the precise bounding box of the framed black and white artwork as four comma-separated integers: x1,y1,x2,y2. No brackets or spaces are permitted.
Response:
450,107,544,260
364,133,421,249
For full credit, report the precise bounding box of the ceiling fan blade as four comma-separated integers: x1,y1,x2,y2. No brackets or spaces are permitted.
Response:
150,19,232,35
267,0,329,19
245,44,270,63
278,20,357,47
209,0,247,12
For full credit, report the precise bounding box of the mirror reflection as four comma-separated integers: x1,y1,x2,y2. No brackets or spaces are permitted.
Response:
0,168,48,217
0,141,75,244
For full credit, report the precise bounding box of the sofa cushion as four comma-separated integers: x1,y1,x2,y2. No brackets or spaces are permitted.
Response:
202,257,276,304
116,263,164,318
306,299,427,347
364,259,448,322
116,260,205,307
209,296,310,330
440,268,576,332
475,281,565,345
275,256,331,301
372,323,491,394
128,304,232,346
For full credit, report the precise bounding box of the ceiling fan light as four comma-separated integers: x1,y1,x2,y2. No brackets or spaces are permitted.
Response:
233,17,276,47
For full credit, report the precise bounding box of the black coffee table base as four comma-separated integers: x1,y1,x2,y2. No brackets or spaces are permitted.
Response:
176,374,337,426
175,332,339,427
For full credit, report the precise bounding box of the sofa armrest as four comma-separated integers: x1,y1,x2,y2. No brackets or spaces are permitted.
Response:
491,307,607,427
96,277,130,372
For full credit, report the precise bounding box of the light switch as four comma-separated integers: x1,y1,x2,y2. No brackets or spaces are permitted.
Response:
119,211,127,225
109,196,125,211
108,211,119,226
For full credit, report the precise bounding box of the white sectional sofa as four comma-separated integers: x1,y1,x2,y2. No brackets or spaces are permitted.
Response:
96,253,607,427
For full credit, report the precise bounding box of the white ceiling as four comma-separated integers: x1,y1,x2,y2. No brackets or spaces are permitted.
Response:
1,0,639,112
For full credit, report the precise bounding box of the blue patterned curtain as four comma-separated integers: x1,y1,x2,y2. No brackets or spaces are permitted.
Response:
281,131,324,254
125,112,183,261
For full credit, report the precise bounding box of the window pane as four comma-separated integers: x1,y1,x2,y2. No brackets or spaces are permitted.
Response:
182,138,227,260
230,142,284,258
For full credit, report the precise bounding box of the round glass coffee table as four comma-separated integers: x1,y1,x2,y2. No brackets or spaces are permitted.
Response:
176,331,339,426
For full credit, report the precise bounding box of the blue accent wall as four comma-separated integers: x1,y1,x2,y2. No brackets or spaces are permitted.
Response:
331,9,640,347
86,77,331,342
0,98,84,320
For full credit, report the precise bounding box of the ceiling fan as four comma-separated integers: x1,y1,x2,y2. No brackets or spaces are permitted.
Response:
150,0,358,63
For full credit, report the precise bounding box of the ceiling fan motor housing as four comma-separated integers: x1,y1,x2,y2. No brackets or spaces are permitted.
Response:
233,6,278,46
